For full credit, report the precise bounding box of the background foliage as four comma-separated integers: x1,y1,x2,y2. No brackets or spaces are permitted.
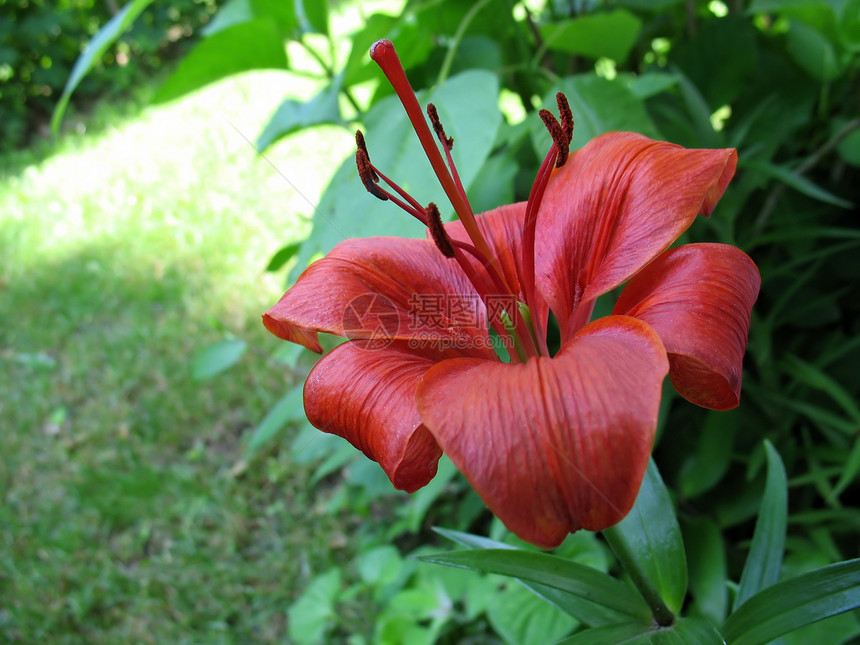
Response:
9,0,860,642
0,0,218,150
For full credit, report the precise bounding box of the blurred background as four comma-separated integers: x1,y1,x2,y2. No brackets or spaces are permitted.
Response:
1,0,858,643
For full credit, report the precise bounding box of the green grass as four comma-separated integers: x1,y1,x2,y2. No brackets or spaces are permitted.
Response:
0,70,356,643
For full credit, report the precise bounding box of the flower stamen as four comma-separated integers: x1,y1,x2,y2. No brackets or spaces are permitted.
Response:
426,202,456,258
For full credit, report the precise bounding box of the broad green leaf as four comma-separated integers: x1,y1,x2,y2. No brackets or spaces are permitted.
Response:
679,411,737,498
742,159,853,209
734,441,787,610
250,0,298,35
683,516,729,625
557,617,726,644
357,545,403,588
416,549,651,622
539,10,642,62
293,70,501,277
257,82,343,150
610,460,688,615
296,0,329,35
191,338,247,380
629,72,679,99
434,528,630,626
287,568,341,645
532,74,659,156
487,582,579,645
51,0,156,133
154,20,289,104
244,386,304,456
404,457,459,533
835,119,860,167
722,558,860,645
201,0,252,36
786,19,844,81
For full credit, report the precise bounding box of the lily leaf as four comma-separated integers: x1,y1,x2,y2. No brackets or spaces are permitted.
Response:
609,459,688,615
742,159,853,209
722,558,860,645
734,441,787,610
416,548,651,623
191,339,247,380
556,617,726,644
51,0,156,133
434,527,628,626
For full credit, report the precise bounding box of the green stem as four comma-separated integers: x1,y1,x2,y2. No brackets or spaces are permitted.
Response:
437,0,492,85
602,525,675,627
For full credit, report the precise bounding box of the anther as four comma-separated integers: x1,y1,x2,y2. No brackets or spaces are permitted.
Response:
355,148,388,201
426,202,455,258
427,104,454,149
539,109,569,168
556,93,574,144
355,131,378,181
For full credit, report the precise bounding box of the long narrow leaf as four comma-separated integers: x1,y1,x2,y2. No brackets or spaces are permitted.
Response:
609,459,688,614
723,559,860,645
557,617,726,644
734,441,787,610
743,159,853,208
416,549,651,622
51,0,156,133
434,527,630,626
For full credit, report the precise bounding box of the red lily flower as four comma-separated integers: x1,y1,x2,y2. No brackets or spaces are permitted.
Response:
264,40,760,548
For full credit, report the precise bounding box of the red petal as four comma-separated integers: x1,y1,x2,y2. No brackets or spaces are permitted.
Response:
263,237,494,358
535,132,737,341
304,341,443,492
614,243,760,410
416,316,668,548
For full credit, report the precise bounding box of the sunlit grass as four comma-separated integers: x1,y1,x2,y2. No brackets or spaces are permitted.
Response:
0,68,356,642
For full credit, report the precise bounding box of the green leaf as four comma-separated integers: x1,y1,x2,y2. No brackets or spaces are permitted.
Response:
201,0,252,36
679,411,737,498
294,70,501,277
250,0,298,35
557,617,726,644
154,20,289,104
742,159,853,209
532,74,659,156
734,441,787,610
433,528,630,626
265,241,303,272
244,386,304,456
682,516,729,625
538,9,642,62
415,549,651,622
51,0,156,133
722,559,860,645
786,19,844,81
257,82,343,150
287,568,341,645
487,582,579,645
782,354,860,424
191,339,247,380
610,460,688,615
296,0,328,35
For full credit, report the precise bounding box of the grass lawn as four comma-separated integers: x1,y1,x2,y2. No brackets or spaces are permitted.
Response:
0,67,356,642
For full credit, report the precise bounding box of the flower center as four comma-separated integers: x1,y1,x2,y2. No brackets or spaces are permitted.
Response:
357,39,573,361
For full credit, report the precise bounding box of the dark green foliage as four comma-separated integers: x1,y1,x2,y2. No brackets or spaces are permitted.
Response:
0,0,219,150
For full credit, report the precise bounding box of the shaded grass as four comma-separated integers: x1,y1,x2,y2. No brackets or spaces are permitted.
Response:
0,69,356,642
